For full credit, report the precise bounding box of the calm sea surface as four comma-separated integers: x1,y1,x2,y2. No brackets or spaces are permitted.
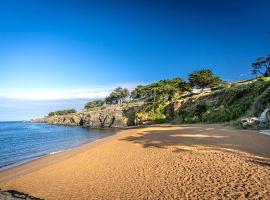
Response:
0,121,117,171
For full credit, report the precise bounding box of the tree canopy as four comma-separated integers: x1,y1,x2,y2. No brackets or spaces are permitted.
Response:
252,55,270,77
131,78,189,110
84,99,104,109
188,69,222,89
105,87,130,104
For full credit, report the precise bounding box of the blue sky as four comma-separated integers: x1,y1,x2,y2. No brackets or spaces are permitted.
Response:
0,0,270,120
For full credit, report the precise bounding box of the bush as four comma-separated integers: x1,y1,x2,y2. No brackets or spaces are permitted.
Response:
253,86,270,116
136,104,168,123
174,80,270,124
84,100,104,109
48,109,76,117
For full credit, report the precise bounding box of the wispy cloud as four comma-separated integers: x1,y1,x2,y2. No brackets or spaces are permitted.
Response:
0,83,139,101
0,98,91,121
0,83,141,120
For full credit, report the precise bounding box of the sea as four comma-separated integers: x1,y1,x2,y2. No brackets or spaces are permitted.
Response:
0,121,117,171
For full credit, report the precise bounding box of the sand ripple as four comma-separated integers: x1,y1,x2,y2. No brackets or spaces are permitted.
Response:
0,125,269,199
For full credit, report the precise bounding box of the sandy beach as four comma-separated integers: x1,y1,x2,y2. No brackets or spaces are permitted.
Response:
0,124,270,200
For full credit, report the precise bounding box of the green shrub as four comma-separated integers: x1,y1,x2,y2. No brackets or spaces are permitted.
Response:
136,103,168,123
174,80,270,124
253,86,270,116
84,100,104,109
48,109,76,117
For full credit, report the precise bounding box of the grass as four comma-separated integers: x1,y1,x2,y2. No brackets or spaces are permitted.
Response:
171,79,270,125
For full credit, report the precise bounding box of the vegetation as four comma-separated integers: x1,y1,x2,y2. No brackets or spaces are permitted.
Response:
252,78,270,116
131,69,224,123
188,69,222,89
252,55,270,77
84,99,104,109
105,87,129,104
48,109,76,117
47,62,270,129
131,78,189,102
172,79,270,124
132,78,189,123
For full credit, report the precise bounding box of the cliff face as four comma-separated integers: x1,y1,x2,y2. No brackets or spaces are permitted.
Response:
32,104,141,128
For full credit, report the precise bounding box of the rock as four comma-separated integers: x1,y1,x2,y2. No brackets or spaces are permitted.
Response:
258,108,270,124
241,108,270,127
0,190,43,200
32,103,141,128
241,117,259,127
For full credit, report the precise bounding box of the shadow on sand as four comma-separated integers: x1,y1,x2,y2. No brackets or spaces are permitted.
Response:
121,125,270,167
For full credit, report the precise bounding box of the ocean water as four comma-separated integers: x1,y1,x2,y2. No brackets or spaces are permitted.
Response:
0,121,117,171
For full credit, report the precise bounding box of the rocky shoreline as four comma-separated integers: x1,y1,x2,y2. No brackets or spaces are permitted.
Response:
32,104,141,128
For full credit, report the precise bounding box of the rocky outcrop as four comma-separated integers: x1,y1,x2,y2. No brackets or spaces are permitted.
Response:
241,117,259,127
241,108,270,128
259,108,270,123
0,190,43,200
32,104,141,128
32,114,82,126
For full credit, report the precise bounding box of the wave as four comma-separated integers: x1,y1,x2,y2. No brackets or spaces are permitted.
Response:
49,150,63,155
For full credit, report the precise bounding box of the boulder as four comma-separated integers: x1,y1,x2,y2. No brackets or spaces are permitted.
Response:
259,108,270,124
241,117,259,127
241,108,270,127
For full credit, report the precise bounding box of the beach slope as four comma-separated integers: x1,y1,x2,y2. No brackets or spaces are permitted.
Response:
0,125,270,199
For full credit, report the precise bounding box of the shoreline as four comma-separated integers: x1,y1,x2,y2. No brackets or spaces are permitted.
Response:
1,124,269,181
0,123,121,175
1,124,270,199
0,128,124,183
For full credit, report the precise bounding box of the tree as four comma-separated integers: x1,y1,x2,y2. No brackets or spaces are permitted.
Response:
84,99,104,109
251,55,270,77
130,78,189,114
188,69,222,89
130,85,151,100
105,87,130,104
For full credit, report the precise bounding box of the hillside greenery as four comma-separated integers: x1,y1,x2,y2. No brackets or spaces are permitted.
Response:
48,109,77,117
82,69,270,125
172,78,270,124
48,66,270,128
188,69,222,89
105,87,129,104
131,78,190,122
84,100,105,109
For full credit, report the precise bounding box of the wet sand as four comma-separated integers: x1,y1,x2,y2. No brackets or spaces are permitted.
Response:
0,124,270,199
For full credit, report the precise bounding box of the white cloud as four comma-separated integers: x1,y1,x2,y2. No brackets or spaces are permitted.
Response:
0,83,140,100
0,83,145,120
0,88,109,100
0,98,91,121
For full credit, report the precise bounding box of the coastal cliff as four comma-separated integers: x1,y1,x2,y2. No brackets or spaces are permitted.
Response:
32,78,270,129
32,103,141,128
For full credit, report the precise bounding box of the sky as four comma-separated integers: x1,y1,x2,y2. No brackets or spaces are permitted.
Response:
0,0,269,120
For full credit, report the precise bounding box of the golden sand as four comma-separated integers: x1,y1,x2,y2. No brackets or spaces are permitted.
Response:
0,124,270,199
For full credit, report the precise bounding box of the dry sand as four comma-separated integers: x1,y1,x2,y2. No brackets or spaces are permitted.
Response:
0,124,270,200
